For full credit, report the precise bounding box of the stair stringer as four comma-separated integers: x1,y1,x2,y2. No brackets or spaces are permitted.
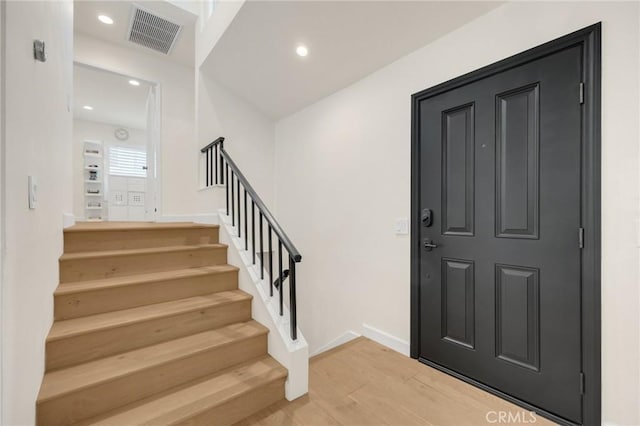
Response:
217,209,309,401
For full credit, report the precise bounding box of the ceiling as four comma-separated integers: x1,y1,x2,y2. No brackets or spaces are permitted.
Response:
74,64,151,129
74,0,197,67
202,1,503,119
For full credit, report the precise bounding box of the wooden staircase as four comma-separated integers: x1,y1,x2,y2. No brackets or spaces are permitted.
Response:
37,222,287,426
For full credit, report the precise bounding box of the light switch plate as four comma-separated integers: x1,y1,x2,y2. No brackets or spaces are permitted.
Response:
395,218,409,235
33,40,46,62
28,175,37,209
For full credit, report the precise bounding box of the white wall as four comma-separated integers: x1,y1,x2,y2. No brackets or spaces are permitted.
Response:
75,24,276,220
193,0,277,216
274,2,640,425
0,1,74,425
74,34,197,217
196,71,276,210
195,0,244,68
72,119,146,219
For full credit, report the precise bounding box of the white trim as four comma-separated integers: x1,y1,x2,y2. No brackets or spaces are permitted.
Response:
157,214,218,225
362,323,410,356
62,213,76,229
310,331,361,357
197,184,225,192
0,2,5,423
149,83,162,220
217,209,308,401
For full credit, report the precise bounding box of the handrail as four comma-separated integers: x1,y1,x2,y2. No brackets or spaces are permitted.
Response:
219,149,302,262
200,136,225,153
201,137,301,340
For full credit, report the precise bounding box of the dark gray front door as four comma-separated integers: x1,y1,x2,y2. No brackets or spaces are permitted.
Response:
417,45,582,423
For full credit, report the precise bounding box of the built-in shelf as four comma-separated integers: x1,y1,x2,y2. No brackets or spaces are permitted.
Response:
83,139,106,222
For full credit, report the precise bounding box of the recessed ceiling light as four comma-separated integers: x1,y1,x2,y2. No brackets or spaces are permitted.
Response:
296,45,308,57
98,15,114,25
83,105,93,111
128,79,140,86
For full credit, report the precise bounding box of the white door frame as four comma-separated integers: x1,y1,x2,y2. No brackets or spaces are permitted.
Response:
73,61,162,221
0,2,6,423
145,83,162,221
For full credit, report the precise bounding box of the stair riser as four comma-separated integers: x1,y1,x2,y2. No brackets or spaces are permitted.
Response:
36,334,267,426
182,378,286,426
46,299,251,370
60,247,227,283
55,270,238,320
64,228,219,253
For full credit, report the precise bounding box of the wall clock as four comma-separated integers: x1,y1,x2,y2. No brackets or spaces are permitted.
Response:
114,128,129,141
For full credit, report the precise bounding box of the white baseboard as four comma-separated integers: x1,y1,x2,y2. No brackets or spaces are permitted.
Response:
362,323,410,356
311,331,361,357
157,214,218,225
63,213,76,228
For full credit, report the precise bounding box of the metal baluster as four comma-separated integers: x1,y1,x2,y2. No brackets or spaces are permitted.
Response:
259,212,264,280
244,190,248,250
205,148,209,187
289,257,297,340
278,241,283,316
231,172,235,226
268,226,273,297
237,180,241,238
219,146,224,184
251,201,256,264
225,163,229,215
214,145,218,185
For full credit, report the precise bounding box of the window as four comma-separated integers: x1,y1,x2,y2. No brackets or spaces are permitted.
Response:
108,146,147,178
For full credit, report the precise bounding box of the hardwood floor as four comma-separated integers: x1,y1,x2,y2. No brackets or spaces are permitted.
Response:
236,338,556,426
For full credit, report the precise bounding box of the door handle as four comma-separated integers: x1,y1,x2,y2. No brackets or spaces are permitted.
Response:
423,239,438,251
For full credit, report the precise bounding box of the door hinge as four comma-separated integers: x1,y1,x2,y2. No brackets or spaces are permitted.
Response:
579,227,585,249
580,372,585,395
579,82,585,104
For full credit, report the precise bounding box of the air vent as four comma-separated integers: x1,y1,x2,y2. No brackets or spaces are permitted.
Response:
127,5,182,55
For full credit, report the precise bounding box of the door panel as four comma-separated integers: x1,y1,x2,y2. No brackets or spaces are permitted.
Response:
442,104,475,236
417,45,582,423
441,258,475,349
495,84,539,239
495,264,539,371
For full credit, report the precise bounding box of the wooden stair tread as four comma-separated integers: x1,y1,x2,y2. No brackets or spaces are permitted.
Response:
60,244,227,261
66,222,219,233
39,221,288,426
48,290,251,341
81,356,287,426
55,265,239,295
38,321,268,402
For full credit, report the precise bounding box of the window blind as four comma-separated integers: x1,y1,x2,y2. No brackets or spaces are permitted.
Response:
109,146,147,178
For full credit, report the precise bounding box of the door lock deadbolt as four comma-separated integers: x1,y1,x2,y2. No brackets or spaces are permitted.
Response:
421,209,433,227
